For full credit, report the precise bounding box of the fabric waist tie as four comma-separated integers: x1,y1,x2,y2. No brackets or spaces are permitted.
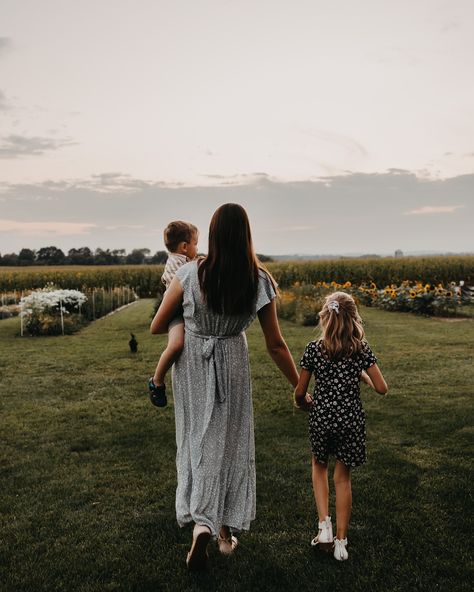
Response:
185,328,243,403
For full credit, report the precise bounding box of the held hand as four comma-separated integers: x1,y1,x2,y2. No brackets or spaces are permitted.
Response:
294,392,313,411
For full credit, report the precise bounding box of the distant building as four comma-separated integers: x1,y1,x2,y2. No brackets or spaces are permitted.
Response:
394,249,403,258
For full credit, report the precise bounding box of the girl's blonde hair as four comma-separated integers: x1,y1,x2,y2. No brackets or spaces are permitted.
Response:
319,291,365,360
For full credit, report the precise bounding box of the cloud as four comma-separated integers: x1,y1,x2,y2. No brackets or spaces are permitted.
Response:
0,90,8,110
104,224,145,231
0,37,11,53
0,219,97,236
0,135,77,158
86,172,151,193
299,128,368,159
404,205,464,215
1,171,473,254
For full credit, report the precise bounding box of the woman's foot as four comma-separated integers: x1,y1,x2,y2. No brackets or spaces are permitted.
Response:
333,537,349,561
217,527,238,556
186,524,212,571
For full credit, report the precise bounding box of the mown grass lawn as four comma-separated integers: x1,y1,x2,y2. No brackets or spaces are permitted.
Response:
0,301,472,592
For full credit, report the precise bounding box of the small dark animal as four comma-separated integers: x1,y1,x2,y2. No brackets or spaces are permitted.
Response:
129,333,138,353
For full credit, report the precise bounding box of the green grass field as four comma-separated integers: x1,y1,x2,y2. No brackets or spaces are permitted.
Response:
0,301,472,592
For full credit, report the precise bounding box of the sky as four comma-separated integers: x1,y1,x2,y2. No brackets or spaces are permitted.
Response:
0,0,473,256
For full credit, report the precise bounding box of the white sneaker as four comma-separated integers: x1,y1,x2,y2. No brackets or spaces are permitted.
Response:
310,516,333,547
333,537,348,561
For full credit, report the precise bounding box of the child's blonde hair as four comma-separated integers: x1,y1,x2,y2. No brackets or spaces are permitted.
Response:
319,291,365,360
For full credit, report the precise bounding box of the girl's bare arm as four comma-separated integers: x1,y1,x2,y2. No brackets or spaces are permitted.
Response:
360,370,375,389
294,368,314,410
366,364,388,395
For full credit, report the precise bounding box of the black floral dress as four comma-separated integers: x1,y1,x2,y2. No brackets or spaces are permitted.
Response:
300,340,377,467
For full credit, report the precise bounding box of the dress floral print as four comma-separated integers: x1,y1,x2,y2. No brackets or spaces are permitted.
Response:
300,340,377,467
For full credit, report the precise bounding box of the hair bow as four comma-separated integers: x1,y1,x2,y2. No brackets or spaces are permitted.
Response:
328,300,340,314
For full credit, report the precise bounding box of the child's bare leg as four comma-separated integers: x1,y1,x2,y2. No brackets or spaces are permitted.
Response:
152,323,184,385
312,456,329,521
333,460,352,539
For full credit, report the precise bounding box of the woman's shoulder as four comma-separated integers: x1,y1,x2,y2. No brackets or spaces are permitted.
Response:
257,267,275,284
256,267,277,311
175,260,198,283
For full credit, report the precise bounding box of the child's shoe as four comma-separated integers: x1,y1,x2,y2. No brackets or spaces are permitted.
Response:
148,378,167,407
310,516,333,550
333,537,348,561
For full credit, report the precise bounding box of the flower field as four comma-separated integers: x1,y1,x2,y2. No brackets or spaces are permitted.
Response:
1,256,473,327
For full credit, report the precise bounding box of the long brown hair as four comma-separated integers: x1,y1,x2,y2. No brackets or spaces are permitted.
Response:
319,292,365,360
198,203,264,315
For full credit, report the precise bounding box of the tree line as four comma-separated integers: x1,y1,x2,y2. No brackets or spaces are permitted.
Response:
0,246,166,266
0,246,274,266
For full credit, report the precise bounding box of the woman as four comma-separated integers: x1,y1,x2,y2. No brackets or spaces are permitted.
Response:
150,203,299,570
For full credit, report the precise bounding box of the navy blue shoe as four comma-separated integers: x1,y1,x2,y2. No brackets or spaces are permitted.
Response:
148,378,167,407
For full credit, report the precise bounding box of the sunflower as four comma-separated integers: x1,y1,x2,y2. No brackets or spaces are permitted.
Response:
343,281,351,288
391,291,397,299
409,290,417,298
370,281,377,290
445,291,453,297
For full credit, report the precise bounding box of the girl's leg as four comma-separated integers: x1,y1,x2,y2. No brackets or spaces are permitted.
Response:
312,456,329,521
333,460,352,539
153,323,184,385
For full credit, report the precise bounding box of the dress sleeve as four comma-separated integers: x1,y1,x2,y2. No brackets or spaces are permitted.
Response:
256,270,277,312
174,261,194,292
300,341,316,372
361,341,378,370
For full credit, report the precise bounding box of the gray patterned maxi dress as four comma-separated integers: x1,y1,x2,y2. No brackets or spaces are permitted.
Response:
172,261,276,536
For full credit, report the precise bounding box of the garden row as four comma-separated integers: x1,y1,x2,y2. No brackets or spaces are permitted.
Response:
1,256,473,294
1,285,138,335
277,280,472,325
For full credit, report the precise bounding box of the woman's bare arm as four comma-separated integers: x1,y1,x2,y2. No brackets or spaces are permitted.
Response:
257,299,299,387
150,277,184,334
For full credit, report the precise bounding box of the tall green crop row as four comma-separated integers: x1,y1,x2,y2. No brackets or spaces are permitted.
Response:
266,256,474,288
0,257,473,294
0,265,165,296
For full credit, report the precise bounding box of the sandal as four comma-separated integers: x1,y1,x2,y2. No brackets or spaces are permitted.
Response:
217,534,238,556
148,378,167,407
186,524,212,571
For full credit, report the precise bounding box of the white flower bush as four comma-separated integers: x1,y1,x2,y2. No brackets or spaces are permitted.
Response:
20,287,88,335
20,288,87,315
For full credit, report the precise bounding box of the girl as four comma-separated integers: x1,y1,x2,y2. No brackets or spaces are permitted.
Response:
150,203,299,570
294,291,388,561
